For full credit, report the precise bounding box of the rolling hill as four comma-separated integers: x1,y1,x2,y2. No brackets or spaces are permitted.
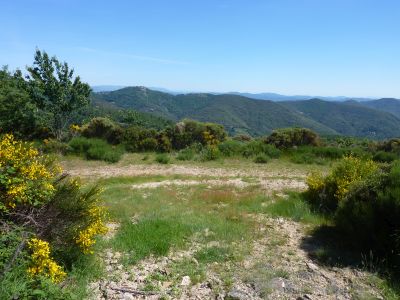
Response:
355,98,400,119
280,99,400,139
92,87,400,139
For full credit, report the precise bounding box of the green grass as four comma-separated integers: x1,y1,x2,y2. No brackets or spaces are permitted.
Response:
264,192,329,225
112,217,193,263
194,246,234,264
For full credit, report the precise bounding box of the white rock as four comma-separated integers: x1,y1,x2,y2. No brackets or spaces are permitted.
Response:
181,275,191,286
123,293,134,300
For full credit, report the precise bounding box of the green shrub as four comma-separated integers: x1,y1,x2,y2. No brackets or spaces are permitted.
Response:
199,145,221,161
233,134,252,142
0,137,107,297
167,119,227,150
139,138,158,152
290,152,323,165
123,126,158,152
69,137,123,162
373,151,398,163
176,147,195,161
332,162,400,266
68,136,92,154
306,156,379,212
41,139,72,155
218,140,243,157
311,146,345,159
242,140,280,158
81,117,123,144
157,134,172,153
377,138,400,154
155,153,170,164
254,154,270,164
266,128,319,149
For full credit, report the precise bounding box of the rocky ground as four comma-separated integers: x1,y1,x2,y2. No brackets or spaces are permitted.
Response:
64,162,385,299
87,217,383,300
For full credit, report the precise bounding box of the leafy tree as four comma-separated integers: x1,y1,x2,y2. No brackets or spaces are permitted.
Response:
0,67,43,138
26,50,91,140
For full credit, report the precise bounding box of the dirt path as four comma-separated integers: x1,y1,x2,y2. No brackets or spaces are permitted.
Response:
65,164,307,180
130,178,306,193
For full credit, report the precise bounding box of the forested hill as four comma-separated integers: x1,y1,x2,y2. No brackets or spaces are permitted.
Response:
92,87,400,139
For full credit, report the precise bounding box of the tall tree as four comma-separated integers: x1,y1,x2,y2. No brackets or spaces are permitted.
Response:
26,50,91,140
0,67,43,138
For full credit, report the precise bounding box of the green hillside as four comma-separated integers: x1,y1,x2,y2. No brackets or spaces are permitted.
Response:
92,87,336,136
92,87,400,138
281,99,400,139
357,98,400,119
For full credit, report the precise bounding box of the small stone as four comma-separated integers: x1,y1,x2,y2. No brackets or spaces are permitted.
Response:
192,257,199,266
226,289,249,300
123,293,134,300
180,275,191,286
306,262,319,272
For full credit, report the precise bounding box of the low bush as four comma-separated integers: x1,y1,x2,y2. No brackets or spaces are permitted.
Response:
266,128,320,149
373,151,398,163
41,139,72,155
306,156,378,212
69,137,124,163
311,146,346,159
290,152,324,165
0,135,107,297
81,117,123,145
242,140,280,158
155,153,170,164
199,145,221,161
176,147,195,161
218,140,244,157
254,154,270,164
305,156,400,270
139,138,158,152
377,138,400,154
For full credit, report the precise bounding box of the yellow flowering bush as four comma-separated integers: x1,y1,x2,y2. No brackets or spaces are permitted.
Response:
27,238,66,283
69,124,81,132
75,205,108,254
306,155,378,211
203,130,218,146
0,134,61,211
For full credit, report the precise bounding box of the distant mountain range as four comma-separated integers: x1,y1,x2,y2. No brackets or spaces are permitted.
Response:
91,86,400,139
92,85,375,102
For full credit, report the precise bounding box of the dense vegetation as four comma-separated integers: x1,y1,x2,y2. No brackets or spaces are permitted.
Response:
92,86,400,139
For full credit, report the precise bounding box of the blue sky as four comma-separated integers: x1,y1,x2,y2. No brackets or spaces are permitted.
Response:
1,0,400,97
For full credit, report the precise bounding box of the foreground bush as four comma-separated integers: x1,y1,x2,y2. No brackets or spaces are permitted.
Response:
306,156,378,211
0,134,107,297
306,156,400,269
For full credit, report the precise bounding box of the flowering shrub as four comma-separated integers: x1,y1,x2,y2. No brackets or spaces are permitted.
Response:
0,134,60,211
75,205,108,254
0,134,108,290
306,156,378,211
27,238,66,283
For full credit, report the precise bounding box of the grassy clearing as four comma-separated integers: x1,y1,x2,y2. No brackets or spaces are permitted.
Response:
264,192,330,225
101,178,265,264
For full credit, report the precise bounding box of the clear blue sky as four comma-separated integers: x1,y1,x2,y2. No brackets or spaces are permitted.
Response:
1,0,400,97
